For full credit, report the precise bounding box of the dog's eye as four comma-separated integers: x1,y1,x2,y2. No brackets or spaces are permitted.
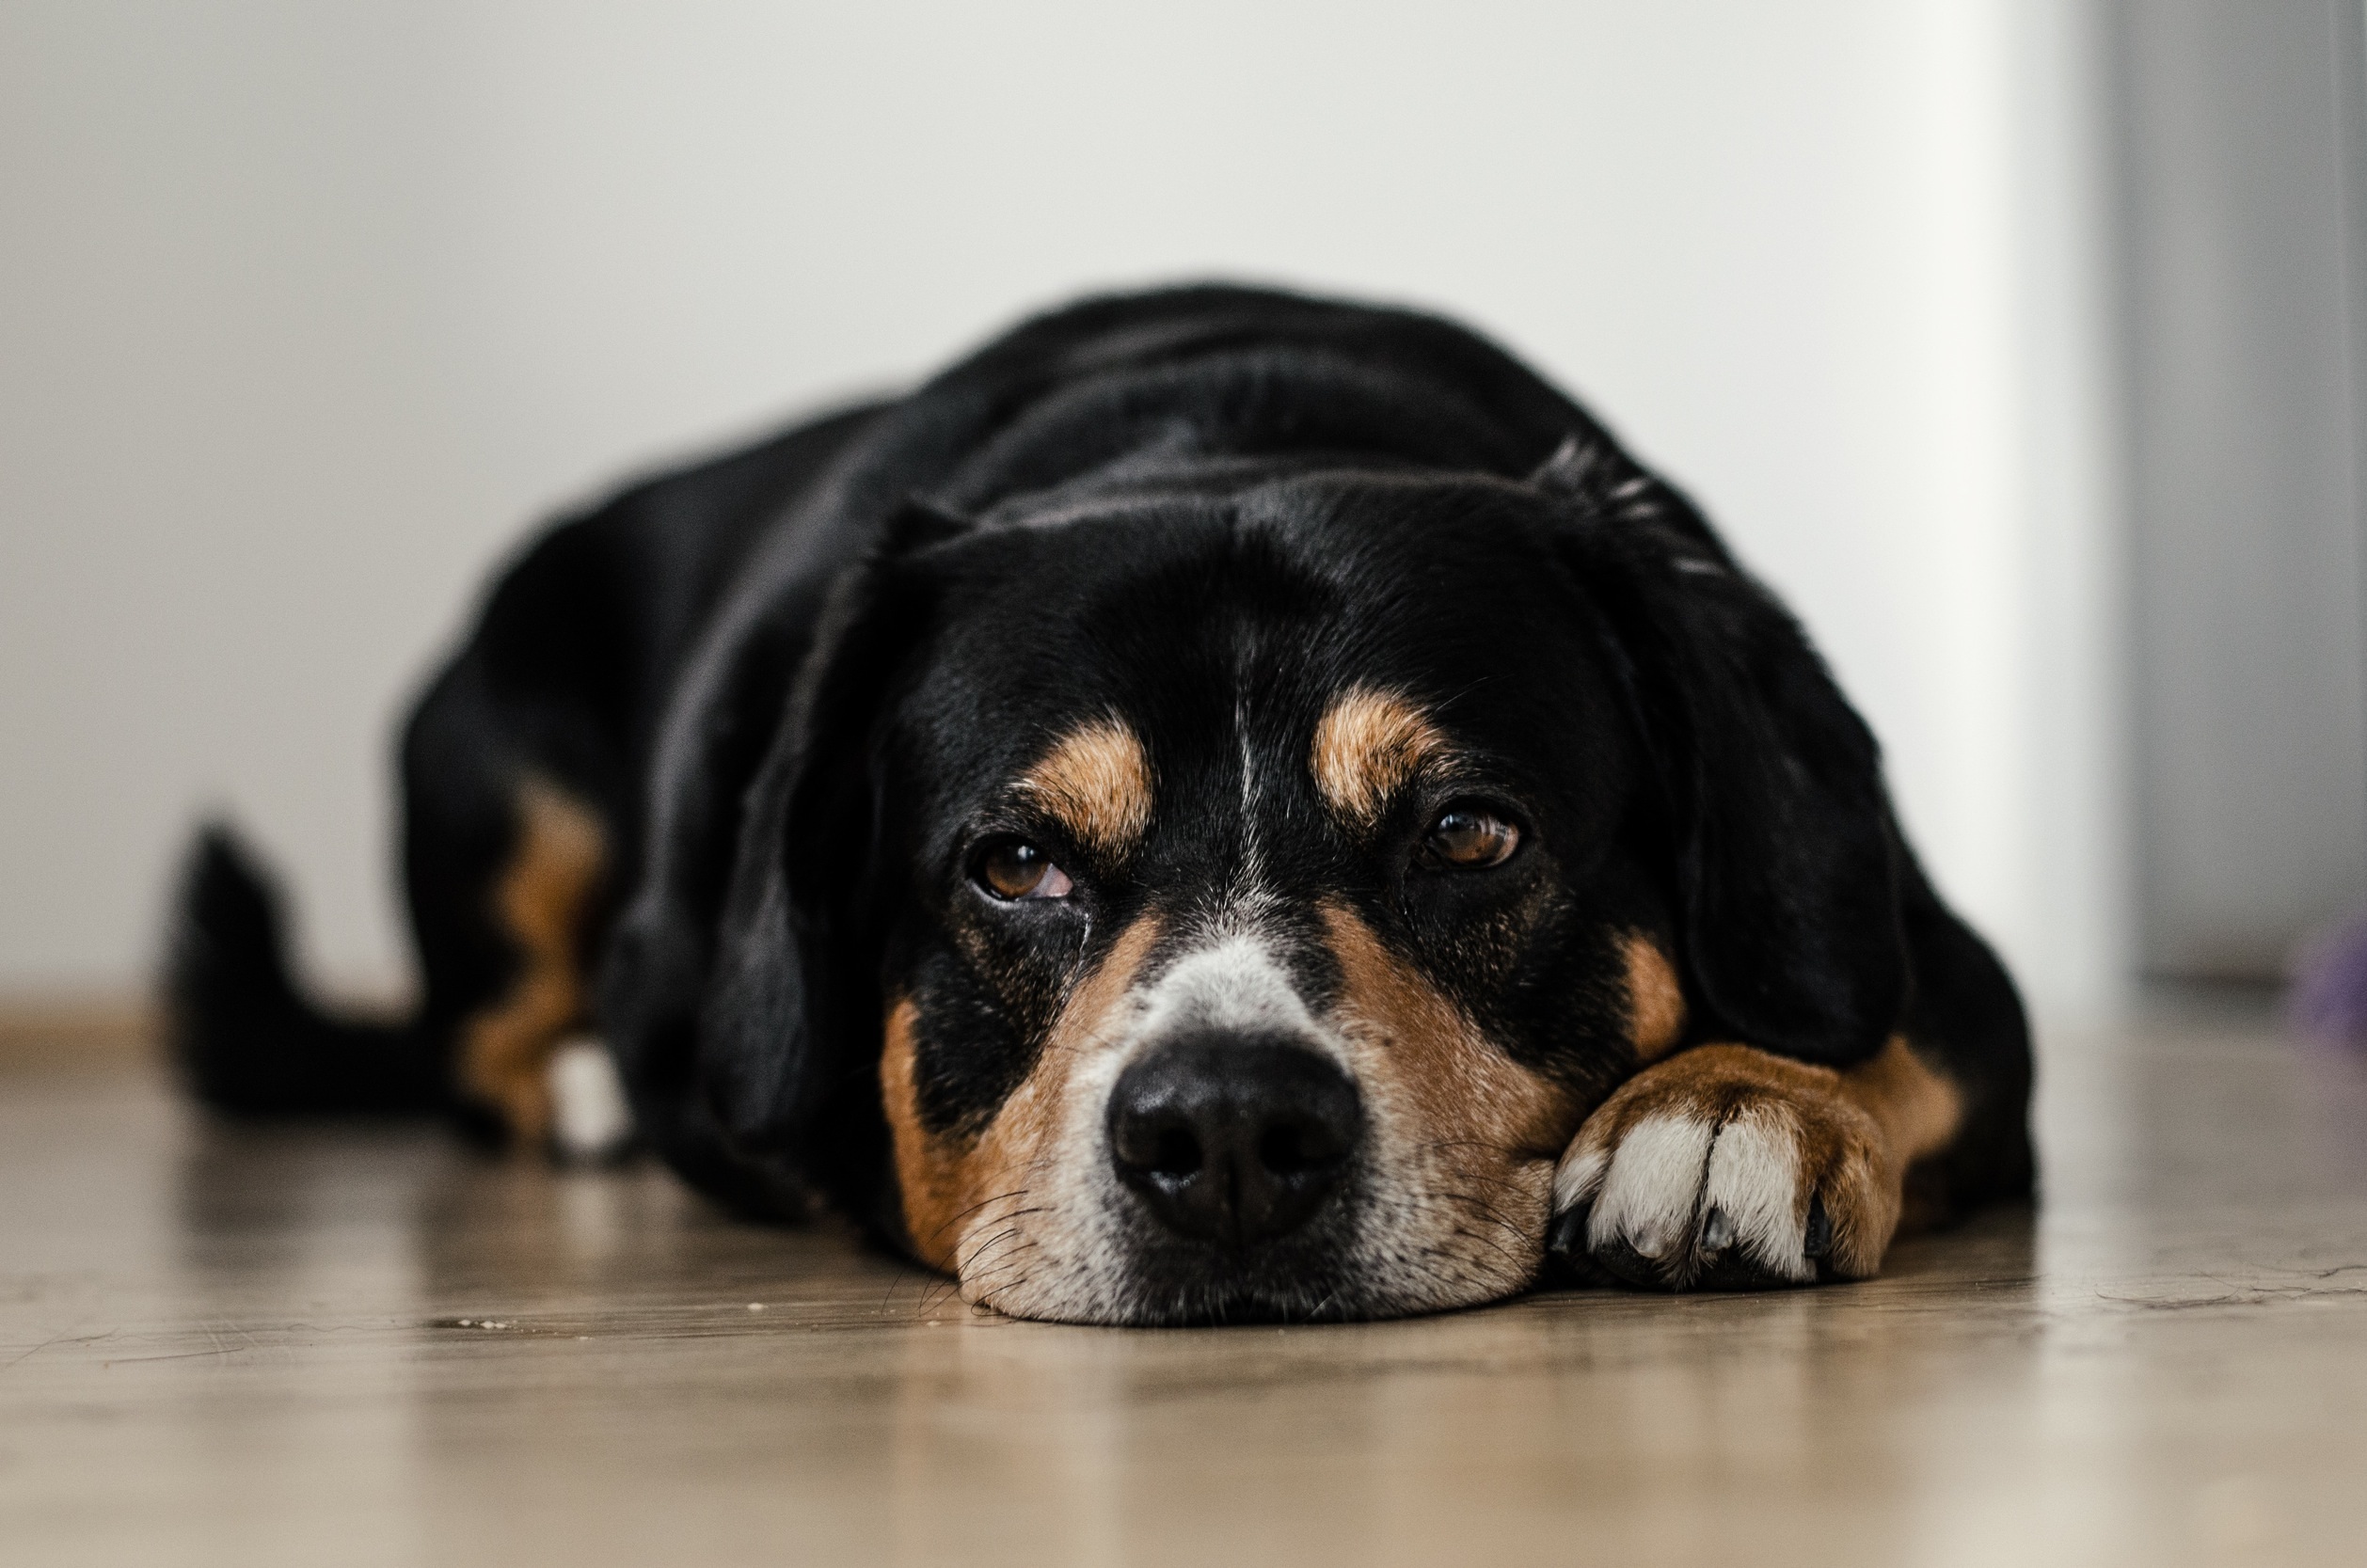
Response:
974,838,1075,901
1418,806,1520,869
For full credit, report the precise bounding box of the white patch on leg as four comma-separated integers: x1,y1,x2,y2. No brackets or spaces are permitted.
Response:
548,1036,632,1161
1701,1105,1814,1282
1589,1114,1713,1260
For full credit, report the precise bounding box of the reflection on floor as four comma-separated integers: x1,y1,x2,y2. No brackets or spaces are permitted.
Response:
3,998,2364,1567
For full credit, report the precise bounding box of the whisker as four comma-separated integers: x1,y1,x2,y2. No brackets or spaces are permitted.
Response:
1437,1219,1527,1270
930,1186,1033,1239
1435,1188,1532,1243
961,1237,1042,1285
961,1226,1029,1270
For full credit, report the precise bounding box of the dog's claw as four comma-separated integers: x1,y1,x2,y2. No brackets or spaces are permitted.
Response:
1700,1205,1734,1252
1803,1194,1832,1260
1546,1203,1589,1261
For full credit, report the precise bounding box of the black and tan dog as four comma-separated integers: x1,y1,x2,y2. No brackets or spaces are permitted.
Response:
170,285,2033,1325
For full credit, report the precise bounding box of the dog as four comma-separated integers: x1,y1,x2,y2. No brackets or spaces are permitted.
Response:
169,285,2034,1325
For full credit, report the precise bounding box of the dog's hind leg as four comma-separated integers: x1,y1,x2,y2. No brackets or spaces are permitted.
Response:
401,657,622,1152
451,776,611,1149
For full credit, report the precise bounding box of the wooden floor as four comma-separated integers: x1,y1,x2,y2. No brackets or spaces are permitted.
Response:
4,1000,2365,1567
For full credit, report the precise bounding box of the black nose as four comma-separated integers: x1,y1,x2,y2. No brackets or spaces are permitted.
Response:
1106,1035,1363,1249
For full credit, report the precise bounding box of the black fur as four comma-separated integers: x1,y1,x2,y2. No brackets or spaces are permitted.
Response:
167,284,2035,1276
168,828,440,1113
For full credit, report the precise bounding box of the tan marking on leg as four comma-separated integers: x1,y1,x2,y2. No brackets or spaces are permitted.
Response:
456,778,606,1147
1310,687,1450,831
1621,932,1686,1062
1559,1036,1961,1279
1016,717,1154,858
881,915,1164,1276
1842,1034,1963,1165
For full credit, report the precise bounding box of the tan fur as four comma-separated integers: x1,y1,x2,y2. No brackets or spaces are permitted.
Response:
1621,933,1686,1061
1319,902,1571,1158
456,778,606,1146
1843,1034,1964,1166
1310,687,1450,830
1017,718,1154,858
1566,1037,1962,1276
882,916,1164,1278
880,1000,959,1270
1319,901,1576,1292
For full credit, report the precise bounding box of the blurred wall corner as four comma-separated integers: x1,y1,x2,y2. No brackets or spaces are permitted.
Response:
2114,0,2367,985
1984,0,2136,1029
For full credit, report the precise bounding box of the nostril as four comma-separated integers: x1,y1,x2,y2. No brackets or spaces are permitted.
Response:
1110,1109,1205,1180
1257,1116,1346,1176
1149,1124,1201,1178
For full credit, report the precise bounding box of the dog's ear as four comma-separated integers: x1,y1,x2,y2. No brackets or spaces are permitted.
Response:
1560,503,1906,1066
693,546,936,1191
601,501,961,1216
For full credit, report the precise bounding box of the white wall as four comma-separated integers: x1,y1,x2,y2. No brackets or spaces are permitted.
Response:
0,1,2124,1019
2119,0,2367,978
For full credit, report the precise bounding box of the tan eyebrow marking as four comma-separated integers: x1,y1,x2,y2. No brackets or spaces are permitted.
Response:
1016,716,1153,856
1311,686,1450,829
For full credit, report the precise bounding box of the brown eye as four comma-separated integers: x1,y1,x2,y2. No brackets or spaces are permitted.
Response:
975,839,1075,901
1420,806,1520,869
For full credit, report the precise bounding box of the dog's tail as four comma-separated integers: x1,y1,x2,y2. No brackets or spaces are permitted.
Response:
167,825,445,1115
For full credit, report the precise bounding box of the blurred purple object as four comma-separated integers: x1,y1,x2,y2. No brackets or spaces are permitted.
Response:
2288,911,2367,1052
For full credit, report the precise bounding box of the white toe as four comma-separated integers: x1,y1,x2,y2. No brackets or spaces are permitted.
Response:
1551,1141,1609,1213
1589,1113,1713,1259
1701,1105,1813,1281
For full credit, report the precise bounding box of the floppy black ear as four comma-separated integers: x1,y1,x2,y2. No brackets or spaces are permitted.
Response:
601,500,961,1218
692,549,938,1198
1559,502,1907,1067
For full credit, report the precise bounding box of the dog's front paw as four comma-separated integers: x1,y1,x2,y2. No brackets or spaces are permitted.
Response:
1546,1044,1903,1290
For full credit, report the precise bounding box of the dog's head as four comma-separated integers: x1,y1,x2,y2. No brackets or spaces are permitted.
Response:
638,454,1904,1324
